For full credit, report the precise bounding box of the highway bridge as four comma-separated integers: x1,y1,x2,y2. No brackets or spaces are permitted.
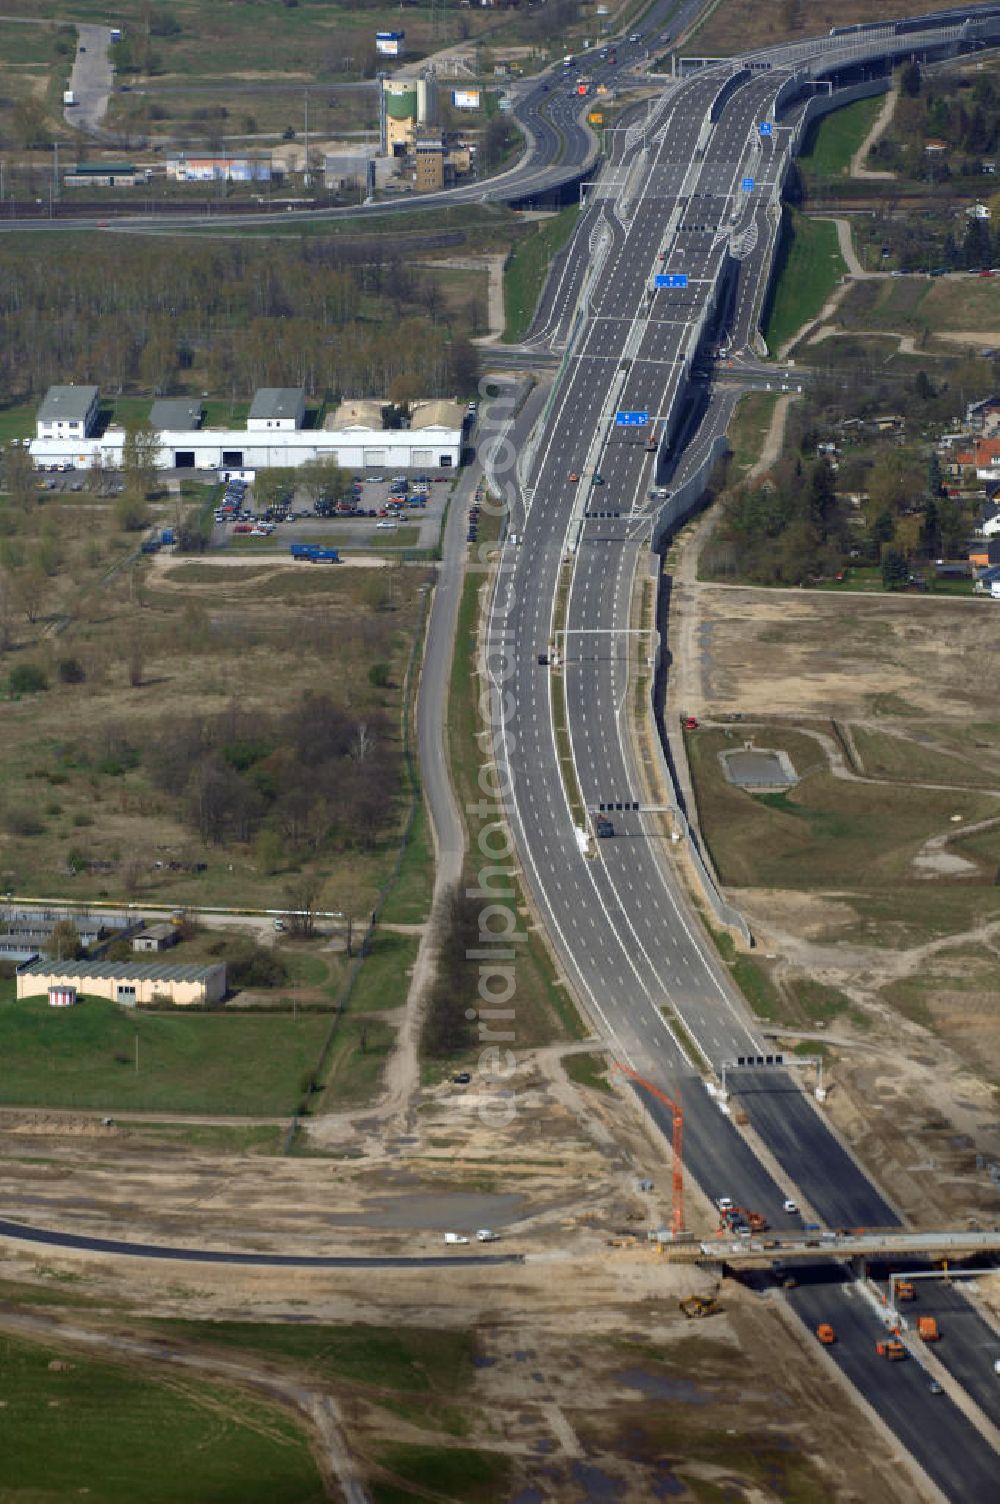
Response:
695,1230,1000,1263
483,7,1000,1496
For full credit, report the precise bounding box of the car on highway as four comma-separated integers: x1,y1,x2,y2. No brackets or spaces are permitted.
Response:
783,1198,799,1214
716,1197,734,1211
568,472,580,482
928,1380,943,1395
443,1233,469,1245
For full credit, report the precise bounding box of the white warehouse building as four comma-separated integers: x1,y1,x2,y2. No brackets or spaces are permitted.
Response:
28,385,463,472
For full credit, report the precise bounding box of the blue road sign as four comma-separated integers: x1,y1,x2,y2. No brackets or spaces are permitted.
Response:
741,176,755,191
759,121,773,137
615,410,649,427
654,272,688,288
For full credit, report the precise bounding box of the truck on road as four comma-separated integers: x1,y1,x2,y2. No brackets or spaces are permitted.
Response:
876,1338,906,1361
917,1316,940,1342
63,89,76,107
290,544,340,563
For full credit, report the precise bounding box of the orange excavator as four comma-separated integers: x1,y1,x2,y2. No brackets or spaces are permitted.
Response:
614,1063,684,1237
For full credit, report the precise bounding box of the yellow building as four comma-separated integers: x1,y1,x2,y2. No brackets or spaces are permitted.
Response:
17,958,227,1007
382,76,437,156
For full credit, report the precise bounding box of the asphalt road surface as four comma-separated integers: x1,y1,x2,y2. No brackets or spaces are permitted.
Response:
0,1217,524,1268
786,1266,1000,1500
487,11,1000,1496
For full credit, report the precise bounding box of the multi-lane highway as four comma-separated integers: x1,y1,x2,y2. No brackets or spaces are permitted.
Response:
482,9,1000,1496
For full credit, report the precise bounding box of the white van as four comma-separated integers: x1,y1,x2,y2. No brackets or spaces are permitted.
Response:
443,1232,469,1245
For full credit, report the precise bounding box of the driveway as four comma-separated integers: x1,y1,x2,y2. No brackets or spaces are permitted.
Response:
66,24,115,137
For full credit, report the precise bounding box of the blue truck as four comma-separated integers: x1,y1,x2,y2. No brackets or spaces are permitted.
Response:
290,543,340,563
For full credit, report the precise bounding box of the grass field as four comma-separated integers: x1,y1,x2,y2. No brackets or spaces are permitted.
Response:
0,995,330,1113
446,559,585,1053
148,1319,474,1392
0,527,425,919
562,1050,611,1093
0,1330,325,1504
503,203,580,342
346,930,420,1014
682,0,952,56
688,726,998,893
798,95,884,181
849,725,983,784
374,1445,510,1504
837,275,1000,337
725,391,781,479
763,212,846,353
380,794,433,924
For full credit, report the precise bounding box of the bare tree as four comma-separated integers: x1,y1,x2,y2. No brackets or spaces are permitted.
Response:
284,873,322,938
352,722,375,764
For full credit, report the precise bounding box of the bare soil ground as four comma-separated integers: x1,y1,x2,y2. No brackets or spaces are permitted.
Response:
671,576,1000,1226
0,1051,922,1504
685,0,966,57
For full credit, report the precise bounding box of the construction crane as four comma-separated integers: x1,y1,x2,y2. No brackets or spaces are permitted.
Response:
614,1063,684,1237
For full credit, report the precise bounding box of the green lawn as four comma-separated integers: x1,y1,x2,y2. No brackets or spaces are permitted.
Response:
0,995,329,1113
347,930,420,1013
380,794,433,924
503,203,580,342
762,212,846,353
147,1320,474,1393
0,402,37,443
0,1331,325,1504
690,726,997,892
445,571,586,1051
374,1445,511,1504
798,95,884,181
724,391,780,479
563,1050,611,1093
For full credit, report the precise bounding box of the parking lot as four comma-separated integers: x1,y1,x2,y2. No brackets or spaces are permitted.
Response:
213,473,452,555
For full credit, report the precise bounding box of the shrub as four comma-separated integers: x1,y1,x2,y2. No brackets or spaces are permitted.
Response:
5,808,44,837
8,663,48,695
369,662,391,688
226,940,289,990
57,656,86,684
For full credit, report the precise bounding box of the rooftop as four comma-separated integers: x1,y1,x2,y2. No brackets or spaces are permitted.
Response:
19,958,224,984
70,163,136,175
409,398,467,430
248,387,304,422
150,398,202,431
37,385,99,424
139,922,178,941
328,399,385,429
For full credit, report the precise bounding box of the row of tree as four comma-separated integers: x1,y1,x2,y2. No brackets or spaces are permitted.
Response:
0,237,479,404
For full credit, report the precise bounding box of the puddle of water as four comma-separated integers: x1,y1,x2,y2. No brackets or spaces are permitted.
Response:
571,1460,626,1501
614,1367,712,1405
651,1470,686,1499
